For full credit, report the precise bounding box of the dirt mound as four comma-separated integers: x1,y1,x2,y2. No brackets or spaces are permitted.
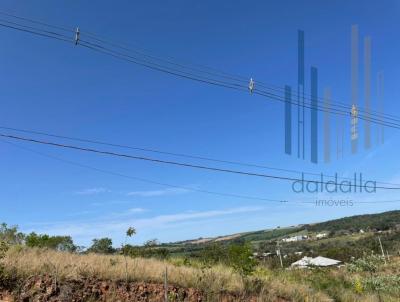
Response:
0,275,259,301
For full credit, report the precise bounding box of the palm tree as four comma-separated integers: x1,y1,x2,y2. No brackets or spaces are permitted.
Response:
123,227,136,283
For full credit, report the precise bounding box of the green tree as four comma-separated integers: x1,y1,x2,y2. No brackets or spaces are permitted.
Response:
144,238,159,247
87,238,114,254
123,227,136,282
25,232,76,252
126,227,136,238
0,223,24,244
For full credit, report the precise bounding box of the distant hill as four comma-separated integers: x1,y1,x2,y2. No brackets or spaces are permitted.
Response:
305,210,400,232
161,210,400,262
169,210,400,247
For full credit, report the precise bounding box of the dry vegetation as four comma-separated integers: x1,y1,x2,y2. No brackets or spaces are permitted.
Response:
0,246,329,301
2,246,400,301
2,246,242,292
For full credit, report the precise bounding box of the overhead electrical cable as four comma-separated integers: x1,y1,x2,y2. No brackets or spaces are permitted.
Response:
0,140,400,204
78,33,399,122
79,40,248,92
2,139,400,204
0,22,72,43
0,133,398,190
0,13,398,125
0,18,72,39
76,38,400,129
74,40,400,129
0,9,394,120
0,139,286,203
0,10,74,33
1,125,399,187
79,29,400,122
0,12,398,204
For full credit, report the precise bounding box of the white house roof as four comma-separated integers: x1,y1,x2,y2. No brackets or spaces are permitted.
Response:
291,256,341,267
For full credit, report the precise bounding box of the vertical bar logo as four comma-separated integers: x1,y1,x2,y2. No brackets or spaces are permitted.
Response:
285,85,292,155
297,30,305,160
364,37,372,149
310,67,318,164
283,26,385,163
351,25,359,154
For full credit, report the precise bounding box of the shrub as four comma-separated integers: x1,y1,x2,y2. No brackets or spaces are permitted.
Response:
198,242,256,275
362,275,400,294
347,254,385,273
124,244,170,260
0,241,9,280
0,241,8,259
200,243,225,264
227,243,256,276
353,278,363,294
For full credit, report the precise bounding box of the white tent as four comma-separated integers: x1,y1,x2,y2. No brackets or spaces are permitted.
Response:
291,256,341,268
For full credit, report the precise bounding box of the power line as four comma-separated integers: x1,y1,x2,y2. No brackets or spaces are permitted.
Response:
2,138,400,205
0,15,399,127
78,38,400,130
0,22,72,44
0,10,74,33
0,139,285,203
1,125,399,187
0,133,319,182
79,40,248,92
0,132,398,190
81,30,249,86
0,18,72,39
79,28,400,123
76,38,400,130
0,12,398,205
0,18,397,182
0,9,397,122
78,30,400,123
0,125,316,173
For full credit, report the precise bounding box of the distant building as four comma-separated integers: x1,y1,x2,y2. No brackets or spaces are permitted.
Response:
282,235,308,242
291,256,341,268
316,233,327,239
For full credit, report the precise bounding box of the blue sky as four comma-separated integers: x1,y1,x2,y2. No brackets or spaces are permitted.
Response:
0,0,400,247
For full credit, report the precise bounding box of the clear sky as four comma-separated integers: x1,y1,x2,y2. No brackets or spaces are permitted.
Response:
0,0,399,247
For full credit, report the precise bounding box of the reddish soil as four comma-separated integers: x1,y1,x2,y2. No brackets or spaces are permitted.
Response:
0,275,266,302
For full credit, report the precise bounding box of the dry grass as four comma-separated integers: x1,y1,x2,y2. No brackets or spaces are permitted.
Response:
2,246,241,292
1,246,332,301
3,246,399,301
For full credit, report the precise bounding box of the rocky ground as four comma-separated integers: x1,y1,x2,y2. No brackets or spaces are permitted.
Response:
0,275,203,301
0,275,260,302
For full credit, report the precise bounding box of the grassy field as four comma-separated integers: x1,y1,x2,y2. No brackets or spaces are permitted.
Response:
1,246,400,301
2,211,400,301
